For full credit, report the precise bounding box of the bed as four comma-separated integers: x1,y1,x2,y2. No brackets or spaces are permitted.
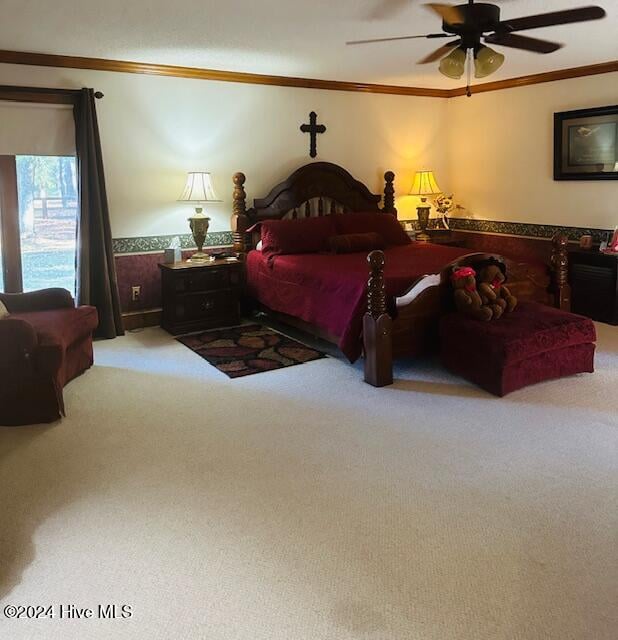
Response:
245,243,471,361
230,162,570,386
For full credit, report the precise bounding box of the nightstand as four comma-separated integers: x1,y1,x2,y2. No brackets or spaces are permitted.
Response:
569,249,618,325
159,259,243,335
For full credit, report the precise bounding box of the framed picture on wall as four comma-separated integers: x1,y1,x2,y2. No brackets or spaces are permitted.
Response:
554,105,618,180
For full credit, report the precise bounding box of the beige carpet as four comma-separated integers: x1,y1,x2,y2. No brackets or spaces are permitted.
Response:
1,323,616,640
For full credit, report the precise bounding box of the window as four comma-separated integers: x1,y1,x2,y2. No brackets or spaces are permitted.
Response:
0,98,77,295
0,155,78,295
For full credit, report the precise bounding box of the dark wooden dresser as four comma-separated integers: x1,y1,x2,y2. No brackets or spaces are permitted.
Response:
569,249,618,325
159,259,242,335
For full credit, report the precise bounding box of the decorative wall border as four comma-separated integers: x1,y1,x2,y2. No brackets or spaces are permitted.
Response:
446,217,612,244
114,220,613,255
113,231,233,255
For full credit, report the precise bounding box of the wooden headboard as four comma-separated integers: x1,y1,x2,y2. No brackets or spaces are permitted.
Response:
231,162,396,254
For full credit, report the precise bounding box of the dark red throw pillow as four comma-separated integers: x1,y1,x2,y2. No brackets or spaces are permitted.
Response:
260,216,337,257
334,212,410,246
328,232,385,254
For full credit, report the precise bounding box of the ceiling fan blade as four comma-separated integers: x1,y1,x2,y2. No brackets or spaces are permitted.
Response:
485,33,563,54
417,40,461,64
500,6,606,33
424,3,465,25
346,33,449,45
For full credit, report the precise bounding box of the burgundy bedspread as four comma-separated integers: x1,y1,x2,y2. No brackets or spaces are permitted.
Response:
246,243,469,361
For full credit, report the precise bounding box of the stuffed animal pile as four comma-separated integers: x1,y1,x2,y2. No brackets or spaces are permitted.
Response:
450,262,517,321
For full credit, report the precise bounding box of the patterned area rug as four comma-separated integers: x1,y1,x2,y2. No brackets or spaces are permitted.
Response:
176,324,327,378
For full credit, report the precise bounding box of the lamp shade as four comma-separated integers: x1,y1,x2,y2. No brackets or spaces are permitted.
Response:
474,45,505,79
439,47,466,80
178,172,221,203
409,170,442,197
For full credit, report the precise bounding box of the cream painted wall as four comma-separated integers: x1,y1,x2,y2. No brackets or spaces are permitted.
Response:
1,63,616,237
0,63,449,237
447,73,618,230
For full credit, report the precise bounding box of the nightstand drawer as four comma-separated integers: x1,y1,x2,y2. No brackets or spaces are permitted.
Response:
175,267,230,293
176,290,238,322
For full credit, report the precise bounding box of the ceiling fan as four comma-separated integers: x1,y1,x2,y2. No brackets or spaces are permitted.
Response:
347,1,606,92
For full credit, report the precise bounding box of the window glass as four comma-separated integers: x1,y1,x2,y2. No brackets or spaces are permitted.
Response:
17,156,77,295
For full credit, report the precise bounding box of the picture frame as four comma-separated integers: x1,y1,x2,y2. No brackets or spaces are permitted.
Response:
554,105,618,180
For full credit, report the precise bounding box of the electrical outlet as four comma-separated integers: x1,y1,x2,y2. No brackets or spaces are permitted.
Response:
131,285,141,302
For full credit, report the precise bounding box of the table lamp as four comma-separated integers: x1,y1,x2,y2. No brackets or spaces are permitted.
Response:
409,170,442,242
178,172,222,261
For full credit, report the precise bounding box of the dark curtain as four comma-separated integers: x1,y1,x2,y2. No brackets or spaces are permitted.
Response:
73,88,124,338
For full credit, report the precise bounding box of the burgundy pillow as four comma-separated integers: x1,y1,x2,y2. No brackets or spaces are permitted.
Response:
328,232,385,254
335,212,410,246
260,216,337,256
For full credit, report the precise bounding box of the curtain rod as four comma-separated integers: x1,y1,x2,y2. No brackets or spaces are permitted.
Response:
0,85,104,104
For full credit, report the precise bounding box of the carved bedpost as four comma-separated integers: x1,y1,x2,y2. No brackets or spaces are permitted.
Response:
382,171,397,216
231,172,249,256
363,250,393,387
550,232,571,311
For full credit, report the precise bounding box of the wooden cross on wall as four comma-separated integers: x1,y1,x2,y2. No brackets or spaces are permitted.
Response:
300,111,326,158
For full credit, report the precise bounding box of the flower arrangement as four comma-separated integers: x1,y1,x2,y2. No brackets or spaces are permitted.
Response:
434,194,455,230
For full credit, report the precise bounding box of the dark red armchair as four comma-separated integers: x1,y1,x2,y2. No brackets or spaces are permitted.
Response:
0,289,98,426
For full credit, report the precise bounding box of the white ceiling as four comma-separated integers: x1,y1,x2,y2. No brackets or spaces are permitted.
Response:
1,0,616,88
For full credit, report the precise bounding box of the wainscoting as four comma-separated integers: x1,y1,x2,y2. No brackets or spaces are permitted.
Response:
115,220,612,327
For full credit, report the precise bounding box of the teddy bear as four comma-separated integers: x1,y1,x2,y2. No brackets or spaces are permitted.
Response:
477,263,517,317
450,266,493,321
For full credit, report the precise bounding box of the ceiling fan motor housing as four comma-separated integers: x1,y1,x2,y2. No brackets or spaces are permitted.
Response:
443,3,502,46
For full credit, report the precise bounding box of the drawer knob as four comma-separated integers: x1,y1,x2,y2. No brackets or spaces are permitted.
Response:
201,300,214,311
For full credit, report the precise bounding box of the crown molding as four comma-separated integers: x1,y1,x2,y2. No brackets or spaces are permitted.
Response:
447,60,618,97
0,50,448,98
0,50,616,99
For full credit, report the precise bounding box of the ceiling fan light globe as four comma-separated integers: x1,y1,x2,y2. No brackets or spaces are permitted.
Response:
474,46,505,78
438,47,466,79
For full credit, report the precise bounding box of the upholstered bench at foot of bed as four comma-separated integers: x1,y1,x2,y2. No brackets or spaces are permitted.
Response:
439,301,596,396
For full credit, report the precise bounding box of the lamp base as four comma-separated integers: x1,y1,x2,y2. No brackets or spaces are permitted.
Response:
188,211,211,262
188,251,214,263
416,205,431,243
